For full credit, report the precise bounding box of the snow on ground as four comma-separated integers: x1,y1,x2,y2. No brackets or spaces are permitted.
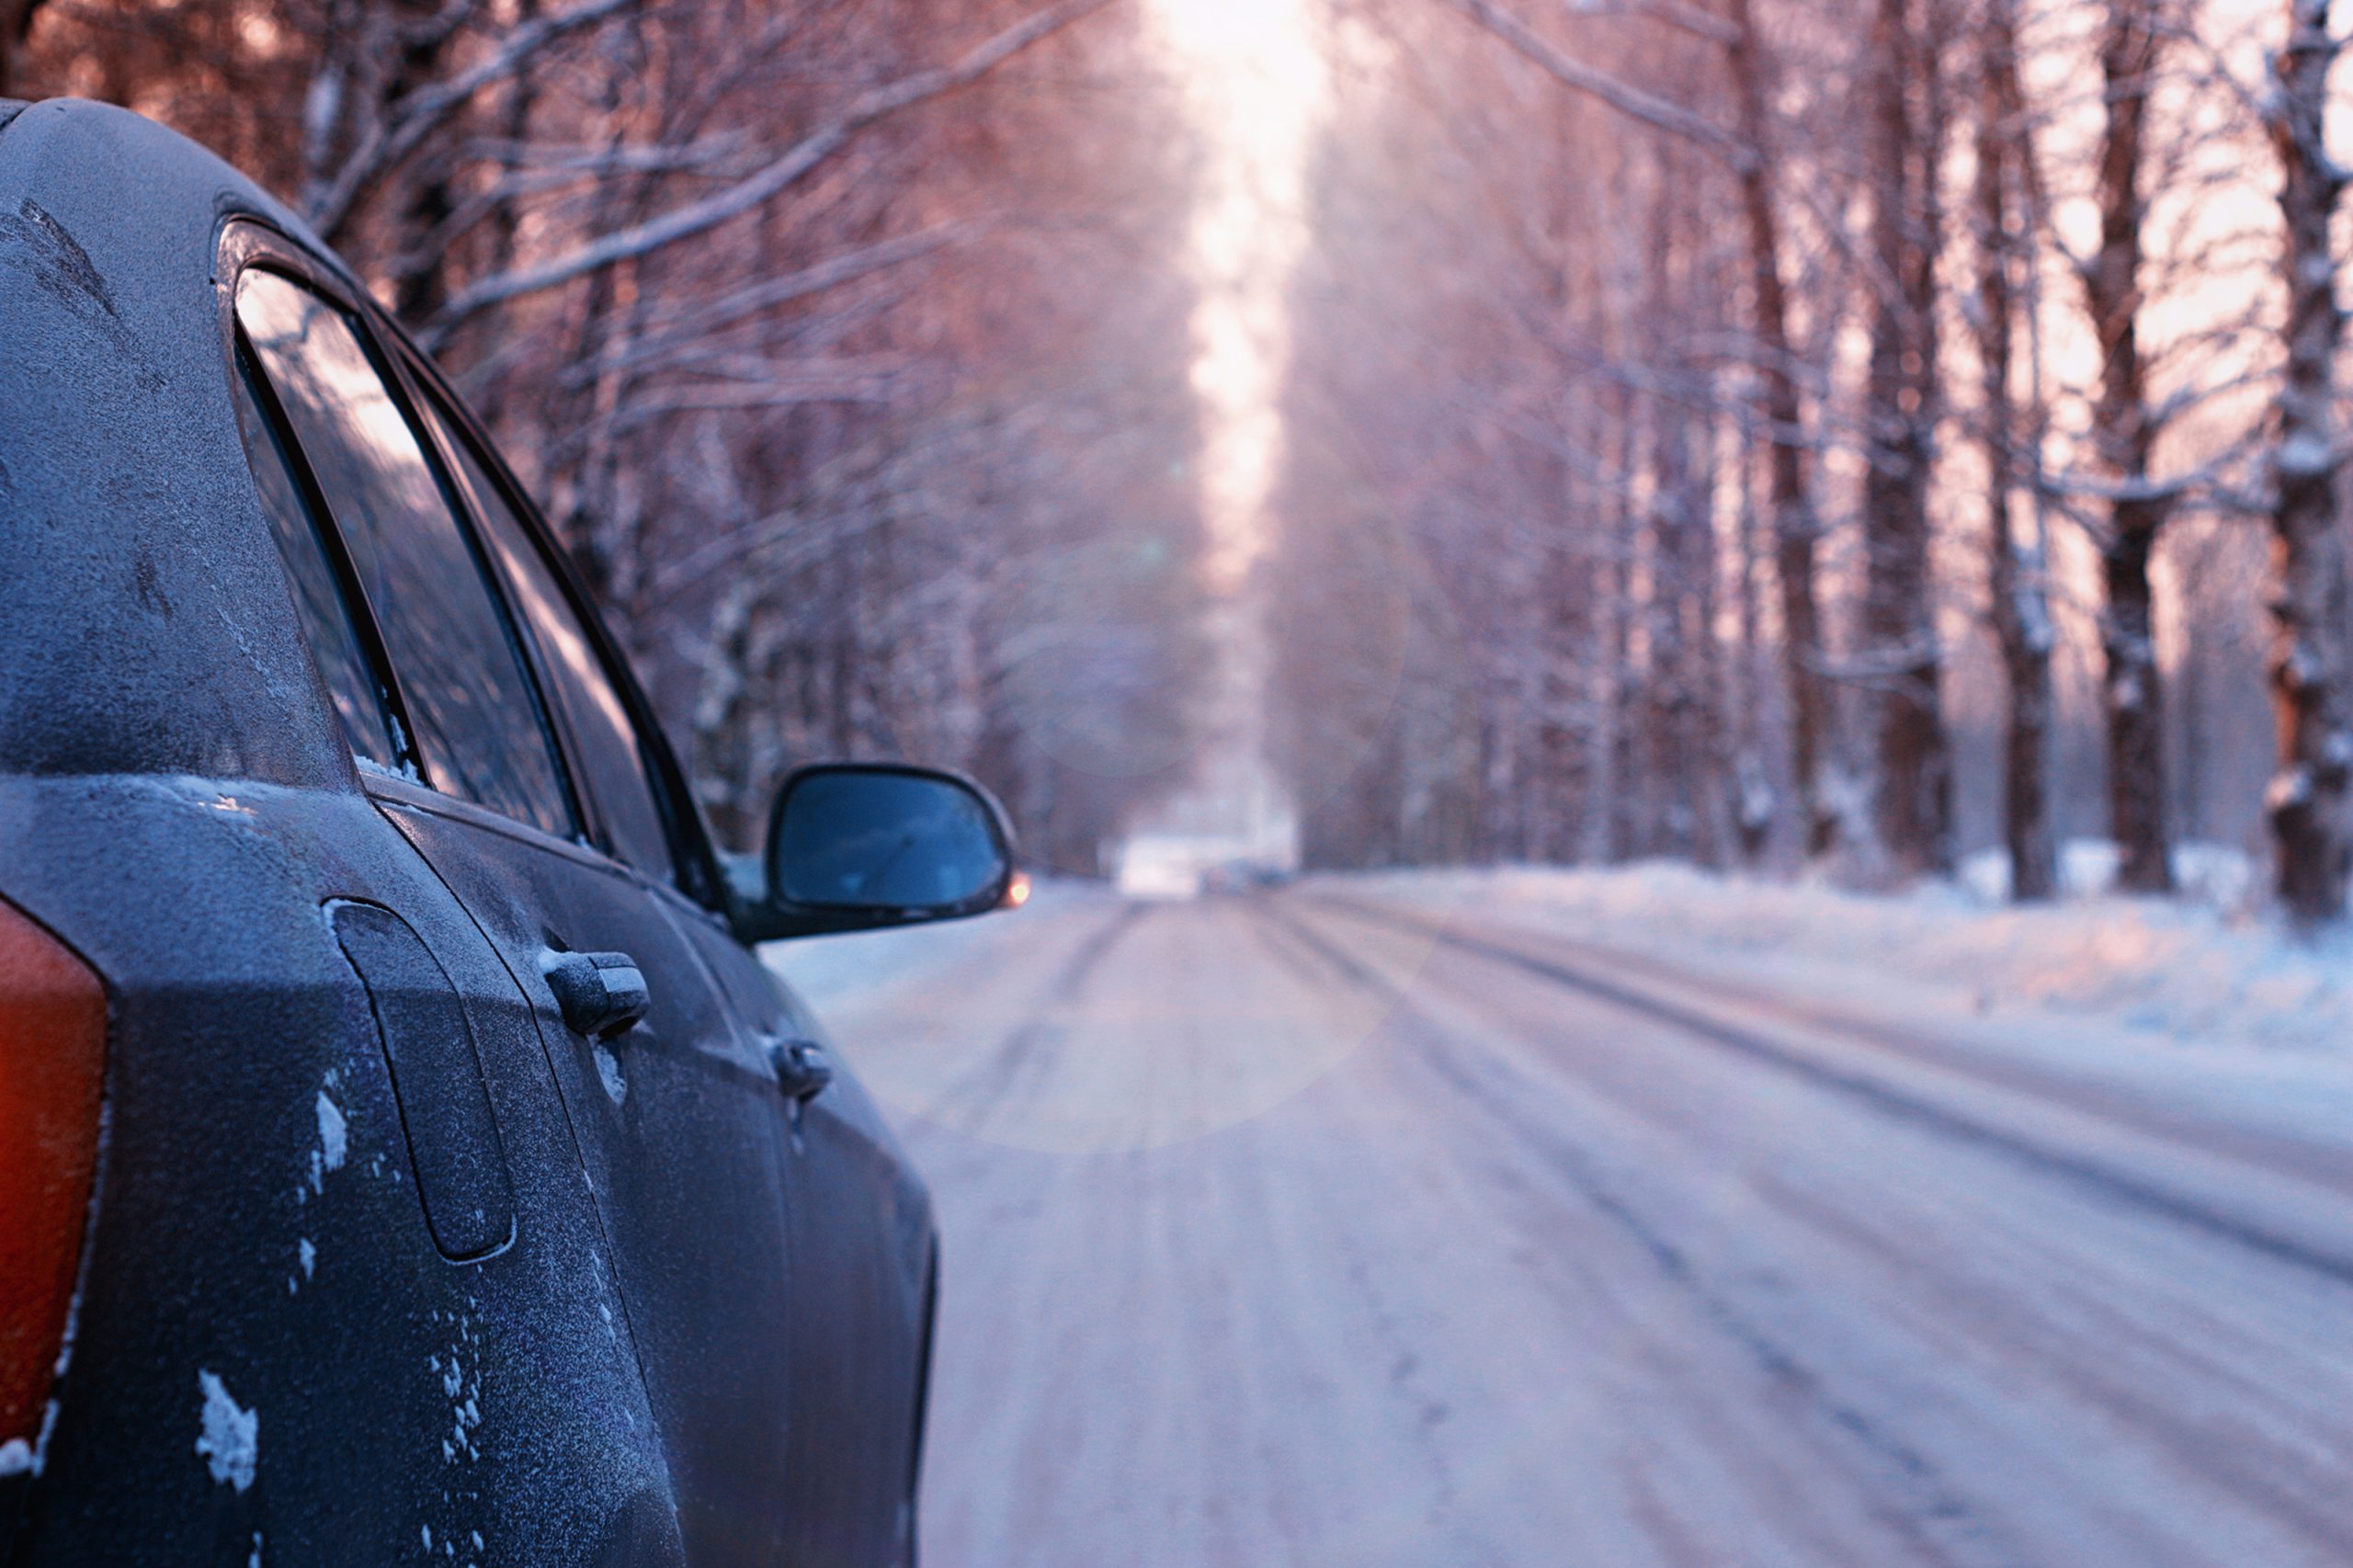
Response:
1335,848,2352,1058
765,875,1113,1018
779,874,2353,1566
771,857,2353,1154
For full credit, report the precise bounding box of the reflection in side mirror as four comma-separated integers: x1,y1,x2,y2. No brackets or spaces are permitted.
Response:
738,763,1016,941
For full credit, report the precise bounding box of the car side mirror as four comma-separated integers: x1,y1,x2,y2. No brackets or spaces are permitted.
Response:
734,762,1017,942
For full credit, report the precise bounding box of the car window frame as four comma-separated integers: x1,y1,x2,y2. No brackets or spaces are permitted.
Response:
374,333,729,915
395,354,691,897
227,324,415,777
218,223,592,850
216,219,732,915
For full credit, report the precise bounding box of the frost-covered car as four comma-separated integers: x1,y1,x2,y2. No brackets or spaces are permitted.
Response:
0,97,1016,1567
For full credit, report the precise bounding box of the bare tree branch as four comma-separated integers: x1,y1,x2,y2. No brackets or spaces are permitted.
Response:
433,0,1112,325
306,0,644,240
572,221,978,382
1439,0,1751,168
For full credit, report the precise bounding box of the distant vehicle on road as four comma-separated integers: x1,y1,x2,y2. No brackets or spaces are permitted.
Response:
1116,831,1296,901
0,97,1017,1566
1118,837,1206,900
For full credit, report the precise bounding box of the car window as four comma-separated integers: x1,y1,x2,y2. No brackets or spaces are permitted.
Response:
231,346,400,770
234,270,574,839
417,391,680,884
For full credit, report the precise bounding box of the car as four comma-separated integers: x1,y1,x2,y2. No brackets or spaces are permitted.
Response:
0,97,1016,1567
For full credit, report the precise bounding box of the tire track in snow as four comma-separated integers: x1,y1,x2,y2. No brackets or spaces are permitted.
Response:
1258,898,2044,1568
927,900,1151,1135
1237,897,1566,1565
1365,899,2353,1199
1310,893,2353,1291
1741,1165,2353,1561
1298,892,2353,1567
892,890,2353,1564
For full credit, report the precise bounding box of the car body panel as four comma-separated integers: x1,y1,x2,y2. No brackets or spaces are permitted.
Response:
688,937,937,1567
0,773,680,1566
375,787,802,1563
0,97,937,1566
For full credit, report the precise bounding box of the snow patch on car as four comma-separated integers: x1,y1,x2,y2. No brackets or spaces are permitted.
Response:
427,1309,485,1465
315,1088,347,1171
304,1073,349,1198
194,1369,258,1492
593,1043,627,1107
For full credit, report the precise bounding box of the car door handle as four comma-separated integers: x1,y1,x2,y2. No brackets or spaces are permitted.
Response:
540,949,651,1039
767,1037,834,1102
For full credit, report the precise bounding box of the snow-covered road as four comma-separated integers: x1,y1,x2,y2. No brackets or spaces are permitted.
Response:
776,881,2353,1567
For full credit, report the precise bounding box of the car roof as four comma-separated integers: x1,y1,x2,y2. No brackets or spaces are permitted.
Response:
0,98,359,786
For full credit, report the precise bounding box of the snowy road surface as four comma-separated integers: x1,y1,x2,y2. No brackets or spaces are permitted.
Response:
775,881,2353,1568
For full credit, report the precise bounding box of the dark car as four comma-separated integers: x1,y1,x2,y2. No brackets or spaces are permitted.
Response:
0,97,1014,1567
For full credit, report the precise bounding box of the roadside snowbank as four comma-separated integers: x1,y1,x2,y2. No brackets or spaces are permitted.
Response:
1328,855,2353,1057
764,876,1112,1016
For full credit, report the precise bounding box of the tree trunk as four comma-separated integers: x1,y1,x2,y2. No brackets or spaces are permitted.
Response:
1725,0,1834,858
2087,0,2176,893
1606,414,1647,863
1861,0,1952,878
1641,171,1717,866
469,0,540,430
2263,0,2353,925
2101,528,2170,890
1,0,50,98
388,0,456,323
1692,391,1733,871
1539,495,1596,860
1650,413,1707,863
1977,0,2057,901
1732,441,1775,860
1537,91,1598,863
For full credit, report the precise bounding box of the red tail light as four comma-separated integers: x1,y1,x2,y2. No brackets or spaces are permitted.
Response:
0,898,106,1471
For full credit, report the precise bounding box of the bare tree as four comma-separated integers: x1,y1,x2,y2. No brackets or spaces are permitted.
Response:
19,0,1207,866
2261,0,2353,924
1725,0,1834,858
1974,0,2057,900
1858,0,1953,878
28,0,2347,920
2084,0,2177,893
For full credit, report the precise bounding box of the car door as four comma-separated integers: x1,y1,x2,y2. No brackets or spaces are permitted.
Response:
404,341,938,1568
743,977,938,1568
673,903,936,1568
232,258,801,1565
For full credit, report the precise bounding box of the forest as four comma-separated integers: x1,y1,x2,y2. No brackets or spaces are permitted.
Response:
6,0,2351,925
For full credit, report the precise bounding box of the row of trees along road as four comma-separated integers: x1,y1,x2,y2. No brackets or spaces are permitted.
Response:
6,0,1215,877
1271,0,2353,926
6,0,2350,924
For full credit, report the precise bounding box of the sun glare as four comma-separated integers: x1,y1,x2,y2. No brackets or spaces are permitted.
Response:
1125,0,1329,868
1145,0,1330,591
